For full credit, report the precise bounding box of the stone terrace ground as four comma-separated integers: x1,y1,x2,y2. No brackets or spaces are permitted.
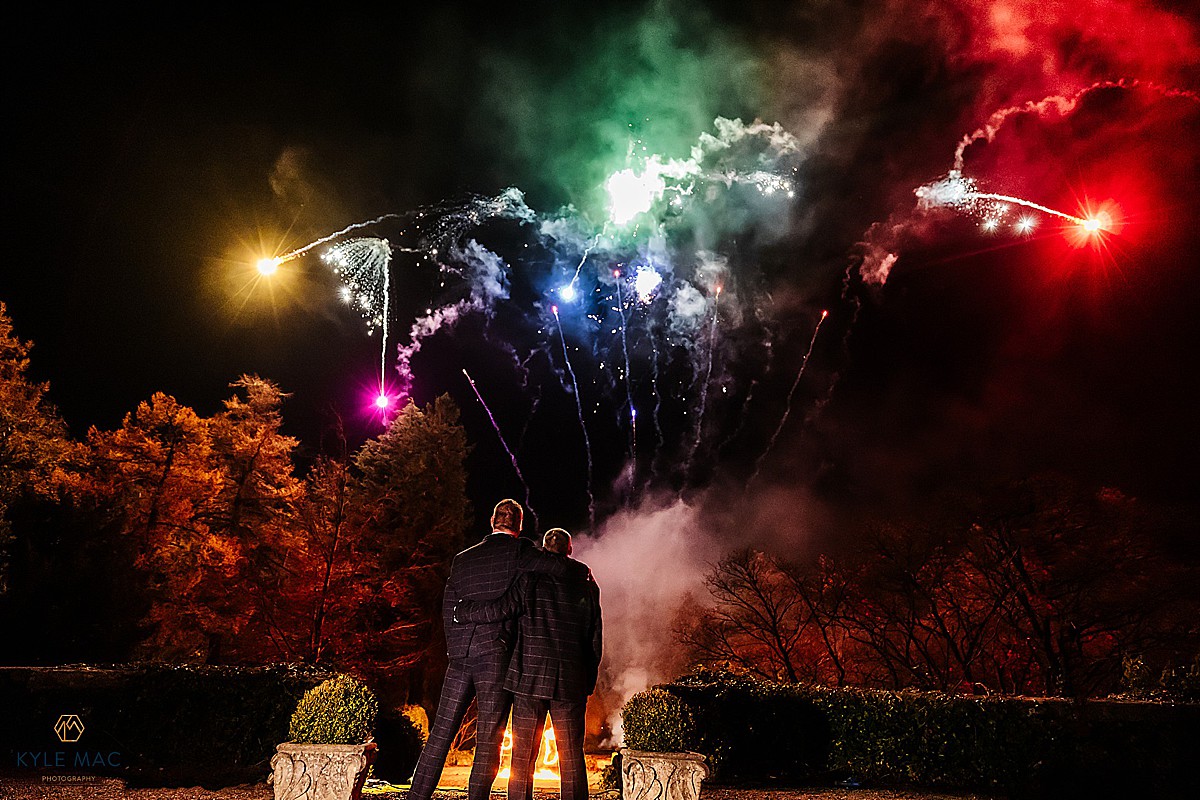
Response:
0,778,997,800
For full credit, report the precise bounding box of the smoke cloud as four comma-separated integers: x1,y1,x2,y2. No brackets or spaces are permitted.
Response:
396,239,514,391
572,498,723,742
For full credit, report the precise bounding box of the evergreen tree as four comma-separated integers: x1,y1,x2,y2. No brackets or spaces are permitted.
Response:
205,375,302,660
0,302,76,594
86,392,221,659
293,451,355,663
328,395,471,699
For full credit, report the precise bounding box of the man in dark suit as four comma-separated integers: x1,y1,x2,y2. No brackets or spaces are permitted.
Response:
453,527,602,800
408,500,577,800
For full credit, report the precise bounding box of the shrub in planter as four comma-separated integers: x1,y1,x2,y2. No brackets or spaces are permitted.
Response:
288,674,378,745
620,688,708,800
270,674,379,800
622,688,694,752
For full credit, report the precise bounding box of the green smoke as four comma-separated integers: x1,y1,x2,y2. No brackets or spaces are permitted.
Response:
476,1,768,220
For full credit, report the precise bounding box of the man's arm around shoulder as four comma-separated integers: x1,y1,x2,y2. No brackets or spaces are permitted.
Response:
454,574,528,624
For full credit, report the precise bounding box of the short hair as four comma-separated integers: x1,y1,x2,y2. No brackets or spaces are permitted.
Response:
491,499,523,533
543,527,572,556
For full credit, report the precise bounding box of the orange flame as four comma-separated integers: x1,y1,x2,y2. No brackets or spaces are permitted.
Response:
497,722,559,780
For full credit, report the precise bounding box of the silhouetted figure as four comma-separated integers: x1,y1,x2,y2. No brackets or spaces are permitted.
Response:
455,527,602,800
408,500,574,800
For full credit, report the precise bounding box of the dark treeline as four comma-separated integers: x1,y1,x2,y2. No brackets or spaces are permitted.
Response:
676,478,1200,698
0,303,469,708
4,302,1197,703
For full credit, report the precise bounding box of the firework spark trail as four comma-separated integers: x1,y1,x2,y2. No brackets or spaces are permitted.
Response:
649,328,664,452
321,237,402,390
304,190,534,379
516,384,545,455
568,228,606,289
512,345,554,476
717,318,777,456
276,215,407,264
718,378,759,457
682,286,722,480
381,257,391,387
748,310,828,486
894,80,1200,256
915,172,1091,228
614,272,636,459
463,368,532,513
643,312,664,483
970,193,1085,223
553,307,595,530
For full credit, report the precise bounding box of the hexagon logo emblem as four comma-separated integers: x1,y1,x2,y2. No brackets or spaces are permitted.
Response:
54,714,85,743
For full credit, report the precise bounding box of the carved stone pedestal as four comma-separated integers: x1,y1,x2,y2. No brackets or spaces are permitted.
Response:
620,748,709,800
269,741,377,800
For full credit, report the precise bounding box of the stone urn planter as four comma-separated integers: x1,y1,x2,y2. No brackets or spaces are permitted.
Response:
620,748,709,800
269,741,377,800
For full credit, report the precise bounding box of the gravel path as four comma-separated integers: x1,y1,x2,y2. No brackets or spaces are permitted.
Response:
0,777,995,800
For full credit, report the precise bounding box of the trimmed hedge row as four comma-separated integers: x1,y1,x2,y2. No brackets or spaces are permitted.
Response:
0,664,334,787
623,669,1200,798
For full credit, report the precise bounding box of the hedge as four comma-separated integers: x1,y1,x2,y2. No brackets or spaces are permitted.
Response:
622,668,1200,798
0,663,334,787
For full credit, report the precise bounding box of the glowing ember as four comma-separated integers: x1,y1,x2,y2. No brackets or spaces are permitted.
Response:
634,265,662,302
1065,205,1120,249
1087,213,1113,234
606,167,666,225
255,257,280,276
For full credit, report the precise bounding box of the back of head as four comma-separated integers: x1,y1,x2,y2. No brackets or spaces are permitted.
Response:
542,527,572,556
491,499,523,535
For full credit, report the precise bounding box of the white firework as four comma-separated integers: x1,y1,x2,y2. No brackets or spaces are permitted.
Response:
321,237,394,384
916,170,1087,229
321,237,393,332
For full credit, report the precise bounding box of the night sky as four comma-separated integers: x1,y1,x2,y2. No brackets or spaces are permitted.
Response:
5,1,1199,542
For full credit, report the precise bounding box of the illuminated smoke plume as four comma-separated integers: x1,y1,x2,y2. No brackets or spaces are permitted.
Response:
395,238,514,395
572,499,721,744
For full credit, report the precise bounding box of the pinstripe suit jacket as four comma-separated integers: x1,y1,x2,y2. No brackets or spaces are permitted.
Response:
442,532,571,662
454,553,602,701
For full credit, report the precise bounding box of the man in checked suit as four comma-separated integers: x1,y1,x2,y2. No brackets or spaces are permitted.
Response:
453,527,602,800
408,500,580,800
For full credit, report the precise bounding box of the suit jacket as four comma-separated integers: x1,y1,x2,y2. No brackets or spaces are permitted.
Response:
455,553,602,701
442,532,572,662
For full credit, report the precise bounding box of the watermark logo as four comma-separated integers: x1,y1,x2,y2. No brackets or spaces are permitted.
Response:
54,714,85,743
14,712,121,772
